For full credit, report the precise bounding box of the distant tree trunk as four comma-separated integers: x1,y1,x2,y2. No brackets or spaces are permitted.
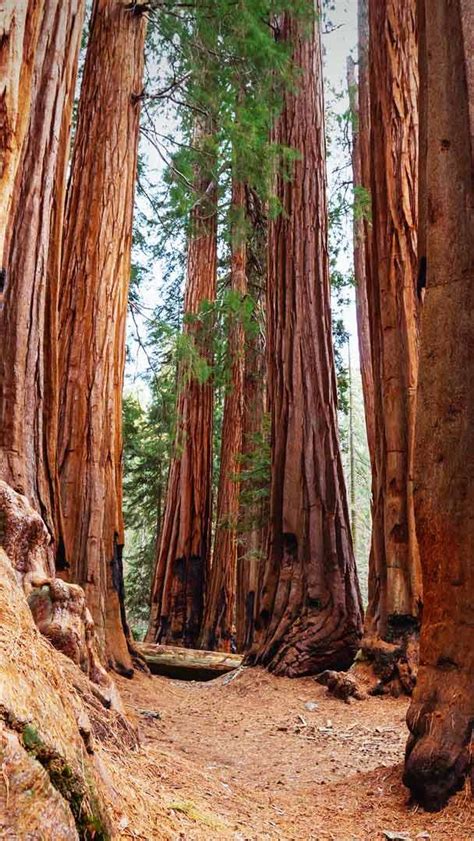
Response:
404,0,474,810
247,4,363,677
0,0,85,554
199,180,246,651
147,122,217,649
364,0,421,687
347,342,357,552
236,187,268,653
347,4,375,465
58,0,146,675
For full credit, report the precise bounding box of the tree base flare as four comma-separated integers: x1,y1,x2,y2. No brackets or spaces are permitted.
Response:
360,626,419,697
315,624,420,703
404,665,473,811
0,481,116,697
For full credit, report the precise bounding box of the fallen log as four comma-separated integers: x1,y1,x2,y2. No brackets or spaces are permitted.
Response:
137,643,243,681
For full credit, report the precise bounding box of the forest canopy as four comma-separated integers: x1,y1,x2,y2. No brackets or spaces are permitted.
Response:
0,0,472,835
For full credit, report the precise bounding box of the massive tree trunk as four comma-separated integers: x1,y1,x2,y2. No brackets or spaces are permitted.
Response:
404,0,474,810
363,0,421,690
236,187,268,653
58,0,146,675
199,180,246,651
0,0,85,552
247,4,363,677
147,121,217,649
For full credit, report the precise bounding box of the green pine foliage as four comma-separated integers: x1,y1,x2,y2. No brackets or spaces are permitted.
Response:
123,1,363,627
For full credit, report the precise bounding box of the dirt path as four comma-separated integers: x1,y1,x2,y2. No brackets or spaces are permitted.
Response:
104,668,472,840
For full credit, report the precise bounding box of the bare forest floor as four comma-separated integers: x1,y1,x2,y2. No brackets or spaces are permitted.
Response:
103,668,473,841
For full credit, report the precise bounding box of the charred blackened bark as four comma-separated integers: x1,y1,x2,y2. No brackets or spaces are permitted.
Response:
58,0,146,674
247,4,363,677
147,120,217,649
403,0,474,810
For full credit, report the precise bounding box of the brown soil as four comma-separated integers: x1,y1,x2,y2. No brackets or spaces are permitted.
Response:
105,668,473,840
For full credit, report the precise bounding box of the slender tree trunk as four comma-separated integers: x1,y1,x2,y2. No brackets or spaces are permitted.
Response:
199,180,246,651
247,4,363,677
348,342,357,553
404,0,474,810
364,0,421,671
347,5,375,466
0,0,44,259
147,122,217,649
236,187,268,653
0,0,85,554
58,0,147,674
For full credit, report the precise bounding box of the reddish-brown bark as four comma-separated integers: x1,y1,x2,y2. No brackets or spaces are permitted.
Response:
147,124,217,649
403,0,474,810
365,0,421,654
247,5,363,677
0,0,85,549
199,180,246,651
236,187,268,654
0,0,44,257
58,0,146,674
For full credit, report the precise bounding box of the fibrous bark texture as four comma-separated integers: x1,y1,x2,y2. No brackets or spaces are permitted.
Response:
236,187,268,653
0,480,115,698
365,0,421,669
403,0,474,810
247,5,363,677
199,180,246,651
0,0,43,257
58,0,146,674
0,0,85,549
0,544,114,838
147,123,217,649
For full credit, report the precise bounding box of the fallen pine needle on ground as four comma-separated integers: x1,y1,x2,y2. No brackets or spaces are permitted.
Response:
102,668,473,840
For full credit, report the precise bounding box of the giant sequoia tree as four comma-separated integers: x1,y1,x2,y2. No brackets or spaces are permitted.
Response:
58,0,146,674
364,0,421,666
404,0,474,810
147,118,217,648
248,3,363,677
236,187,268,653
199,179,246,651
0,0,85,551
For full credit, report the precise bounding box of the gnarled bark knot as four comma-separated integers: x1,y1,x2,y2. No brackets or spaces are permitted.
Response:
0,480,114,699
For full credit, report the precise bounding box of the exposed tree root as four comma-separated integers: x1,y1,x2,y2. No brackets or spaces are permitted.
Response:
318,622,420,703
403,664,473,811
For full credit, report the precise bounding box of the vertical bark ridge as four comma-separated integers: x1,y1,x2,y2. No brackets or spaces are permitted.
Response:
0,0,85,555
365,0,421,640
58,0,146,673
247,5,363,677
404,0,474,810
236,186,268,653
147,119,217,648
199,179,247,651
0,0,44,258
